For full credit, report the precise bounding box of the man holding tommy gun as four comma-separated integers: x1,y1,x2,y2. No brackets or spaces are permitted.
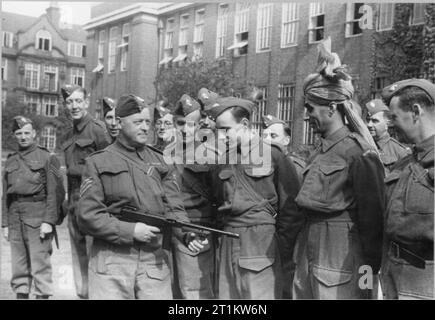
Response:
77,94,211,299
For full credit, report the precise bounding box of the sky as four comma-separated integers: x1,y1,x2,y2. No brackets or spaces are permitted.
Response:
1,1,100,26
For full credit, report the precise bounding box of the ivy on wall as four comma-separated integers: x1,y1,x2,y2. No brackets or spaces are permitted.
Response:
422,4,435,82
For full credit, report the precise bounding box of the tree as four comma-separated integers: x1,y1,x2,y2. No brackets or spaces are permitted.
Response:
153,57,244,108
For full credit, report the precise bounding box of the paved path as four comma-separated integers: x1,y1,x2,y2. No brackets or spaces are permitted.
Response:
0,223,78,300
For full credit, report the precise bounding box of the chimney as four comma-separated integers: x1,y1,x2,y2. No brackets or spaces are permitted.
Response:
46,2,61,28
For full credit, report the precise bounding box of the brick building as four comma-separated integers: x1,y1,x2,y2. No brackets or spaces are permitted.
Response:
84,2,429,147
1,2,87,151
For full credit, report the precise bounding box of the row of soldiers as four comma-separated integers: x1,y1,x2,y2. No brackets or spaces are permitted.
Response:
2,39,434,300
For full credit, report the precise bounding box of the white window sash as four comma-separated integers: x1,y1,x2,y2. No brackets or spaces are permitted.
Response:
281,3,299,47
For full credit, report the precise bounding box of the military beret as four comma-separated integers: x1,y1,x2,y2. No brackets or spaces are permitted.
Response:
174,94,201,116
154,100,172,122
262,114,286,128
61,84,83,100
12,116,33,132
197,88,219,110
365,99,389,116
207,96,255,121
115,94,146,118
381,78,435,105
102,97,116,116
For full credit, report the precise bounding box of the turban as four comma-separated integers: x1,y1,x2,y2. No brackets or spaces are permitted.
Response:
303,37,378,153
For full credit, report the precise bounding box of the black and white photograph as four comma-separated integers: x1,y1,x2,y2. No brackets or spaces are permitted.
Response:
0,0,434,305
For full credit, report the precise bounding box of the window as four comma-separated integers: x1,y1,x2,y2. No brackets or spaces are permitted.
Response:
43,65,58,92
161,18,175,65
179,14,189,46
411,3,425,25
120,23,130,71
173,45,188,64
42,96,58,117
308,3,325,43
377,3,394,31
229,3,250,56
25,94,41,114
281,3,300,47
303,109,315,145
216,3,229,58
256,3,273,52
2,31,13,48
193,9,205,43
36,29,51,51
251,87,268,132
345,3,364,37
68,42,86,57
25,63,40,89
2,89,7,106
1,58,7,81
278,84,295,134
40,126,56,151
108,27,118,73
71,68,85,87
98,30,105,63
193,43,203,61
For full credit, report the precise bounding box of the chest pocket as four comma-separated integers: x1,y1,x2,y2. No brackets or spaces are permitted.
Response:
404,165,434,215
306,163,347,205
381,154,397,167
5,160,20,186
99,163,130,202
75,139,96,164
27,161,46,184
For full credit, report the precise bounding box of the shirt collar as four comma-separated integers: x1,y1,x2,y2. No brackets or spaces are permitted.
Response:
18,143,37,156
376,132,390,148
114,139,146,160
74,113,92,132
321,126,350,152
413,135,434,163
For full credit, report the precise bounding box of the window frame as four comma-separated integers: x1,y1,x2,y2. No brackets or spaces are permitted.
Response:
2,31,14,48
35,29,52,51
277,84,296,136
70,67,85,87
1,58,7,81
231,2,251,57
251,86,268,132
42,96,58,117
40,125,56,151
120,23,130,71
281,3,300,48
25,63,40,90
410,3,425,26
376,3,394,31
98,30,106,63
43,65,58,92
216,3,229,58
108,26,119,73
256,3,273,53
193,8,205,44
308,3,325,44
345,3,364,38
179,14,190,46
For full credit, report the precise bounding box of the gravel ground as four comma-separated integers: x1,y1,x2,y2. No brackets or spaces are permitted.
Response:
0,223,78,300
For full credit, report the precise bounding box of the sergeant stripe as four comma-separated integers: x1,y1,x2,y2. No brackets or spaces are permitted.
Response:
79,178,93,197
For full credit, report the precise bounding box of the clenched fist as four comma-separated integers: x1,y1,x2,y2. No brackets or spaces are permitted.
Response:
133,223,160,243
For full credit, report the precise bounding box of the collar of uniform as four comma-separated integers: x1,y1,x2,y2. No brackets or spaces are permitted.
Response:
321,126,350,152
376,132,390,148
18,143,37,156
74,113,92,132
413,135,435,163
114,139,146,160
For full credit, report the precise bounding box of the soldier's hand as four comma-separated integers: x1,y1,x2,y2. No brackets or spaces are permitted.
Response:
2,227,9,242
133,223,160,243
40,223,53,239
186,232,209,253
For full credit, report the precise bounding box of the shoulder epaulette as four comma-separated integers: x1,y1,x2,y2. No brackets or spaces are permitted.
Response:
92,118,107,130
362,149,378,157
6,151,17,159
36,145,50,153
88,148,107,158
390,138,409,149
348,132,372,152
147,144,163,155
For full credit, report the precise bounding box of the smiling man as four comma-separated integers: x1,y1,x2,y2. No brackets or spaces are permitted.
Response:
102,97,120,142
77,94,204,299
153,100,175,152
2,117,64,299
60,85,111,299
292,40,385,299
366,99,410,174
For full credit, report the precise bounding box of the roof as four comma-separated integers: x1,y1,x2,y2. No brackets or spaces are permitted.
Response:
1,11,38,33
1,11,86,42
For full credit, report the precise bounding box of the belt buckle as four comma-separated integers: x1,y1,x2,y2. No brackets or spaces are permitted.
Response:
391,242,400,258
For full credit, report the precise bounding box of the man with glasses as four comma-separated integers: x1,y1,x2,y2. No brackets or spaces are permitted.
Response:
153,99,175,152
60,85,111,299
